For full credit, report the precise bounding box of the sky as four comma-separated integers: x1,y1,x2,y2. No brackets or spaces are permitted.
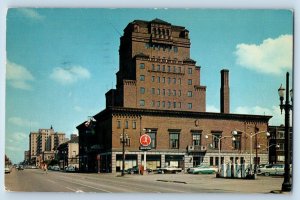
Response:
5,8,293,163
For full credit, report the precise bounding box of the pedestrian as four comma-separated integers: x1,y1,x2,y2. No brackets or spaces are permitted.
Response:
44,164,48,174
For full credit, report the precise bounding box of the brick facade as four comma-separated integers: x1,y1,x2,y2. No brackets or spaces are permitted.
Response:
78,19,272,173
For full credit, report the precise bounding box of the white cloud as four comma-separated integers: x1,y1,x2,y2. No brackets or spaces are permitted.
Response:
207,105,219,113
6,60,35,90
233,105,288,126
18,8,44,21
235,35,293,75
8,117,39,128
50,66,91,85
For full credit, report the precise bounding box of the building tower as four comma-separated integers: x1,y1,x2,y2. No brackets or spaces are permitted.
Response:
220,69,230,113
106,18,206,112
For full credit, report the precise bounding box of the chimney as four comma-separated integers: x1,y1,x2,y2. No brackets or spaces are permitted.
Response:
220,69,230,113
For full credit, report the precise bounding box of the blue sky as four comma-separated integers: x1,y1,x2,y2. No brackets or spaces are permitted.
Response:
5,8,293,163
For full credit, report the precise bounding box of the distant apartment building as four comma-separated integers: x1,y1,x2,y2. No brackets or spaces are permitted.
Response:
268,125,293,164
29,126,65,165
57,136,79,169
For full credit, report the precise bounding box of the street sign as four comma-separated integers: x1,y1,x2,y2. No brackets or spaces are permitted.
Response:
140,134,151,147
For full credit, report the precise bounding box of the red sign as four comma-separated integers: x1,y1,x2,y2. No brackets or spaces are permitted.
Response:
140,134,151,147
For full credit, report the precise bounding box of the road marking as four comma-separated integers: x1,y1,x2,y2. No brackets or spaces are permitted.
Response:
65,187,84,193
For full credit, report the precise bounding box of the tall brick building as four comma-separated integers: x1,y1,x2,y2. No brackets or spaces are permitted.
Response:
77,19,271,173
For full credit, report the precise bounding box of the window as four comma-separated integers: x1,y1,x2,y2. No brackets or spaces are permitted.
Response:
179,90,182,97
174,46,178,53
178,102,181,108
125,137,131,146
125,120,129,129
140,63,145,69
152,64,155,70
168,101,171,108
188,103,192,109
162,101,165,107
168,77,171,84
151,88,155,94
173,102,176,108
162,89,165,96
145,43,150,49
157,89,160,95
192,133,201,146
140,75,145,81
117,121,121,129
169,132,179,149
168,66,171,72
233,133,241,150
173,66,176,72
210,157,214,166
162,77,165,83
188,79,192,85
151,100,155,107
277,131,285,139
173,90,176,96
162,65,165,72
152,76,155,82
157,101,160,107
140,87,145,94
140,100,145,106
179,78,181,85
157,65,160,71
168,89,171,96
178,67,181,73
148,131,157,149
157,77,160,83
173,78,176,84
132,121,136,129
278,143,284,151
212,133,221,149
188,91,193,97
188,68,192,74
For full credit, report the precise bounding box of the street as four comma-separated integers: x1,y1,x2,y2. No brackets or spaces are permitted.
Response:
5,168,286,193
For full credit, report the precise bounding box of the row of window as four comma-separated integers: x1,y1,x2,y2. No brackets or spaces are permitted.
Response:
139,99,193,109
140,87,193,97
140,63,193,74
145,43,178,53
140,75,193,85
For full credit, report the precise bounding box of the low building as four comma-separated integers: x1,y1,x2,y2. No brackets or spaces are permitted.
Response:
57,136,79,169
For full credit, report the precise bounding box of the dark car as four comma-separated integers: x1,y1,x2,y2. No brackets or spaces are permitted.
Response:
17,165,24,170
125,166,152,174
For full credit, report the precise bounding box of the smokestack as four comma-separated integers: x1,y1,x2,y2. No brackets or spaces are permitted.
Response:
220,69,230,113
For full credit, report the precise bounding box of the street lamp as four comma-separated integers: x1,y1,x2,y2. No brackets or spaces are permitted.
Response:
232,129,270,177
120,129,129,176
205,133,236,173
278,72,293,192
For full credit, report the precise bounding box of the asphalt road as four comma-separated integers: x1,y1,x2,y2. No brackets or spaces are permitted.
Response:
4,168,286,193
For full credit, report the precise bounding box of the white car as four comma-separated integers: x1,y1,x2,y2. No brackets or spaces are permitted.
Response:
188,165,218,174
65,166,76,172
5,166,11,174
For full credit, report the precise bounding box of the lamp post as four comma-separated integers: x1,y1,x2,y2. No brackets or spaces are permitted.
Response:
278,72,292,192
120,129,129,176
205,134,236,173
232,129,270,177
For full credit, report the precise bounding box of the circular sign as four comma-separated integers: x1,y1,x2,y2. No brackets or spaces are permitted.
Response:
140,134,151,147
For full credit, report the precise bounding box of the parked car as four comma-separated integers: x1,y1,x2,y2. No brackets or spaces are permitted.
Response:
125,166,152,174
257,164,284,176
52,165,60,171
65,165,76,172
188,165,218,174
5,166,11,174
157,166,182,174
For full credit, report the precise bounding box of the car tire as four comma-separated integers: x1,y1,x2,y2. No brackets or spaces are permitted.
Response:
264,172,270,176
